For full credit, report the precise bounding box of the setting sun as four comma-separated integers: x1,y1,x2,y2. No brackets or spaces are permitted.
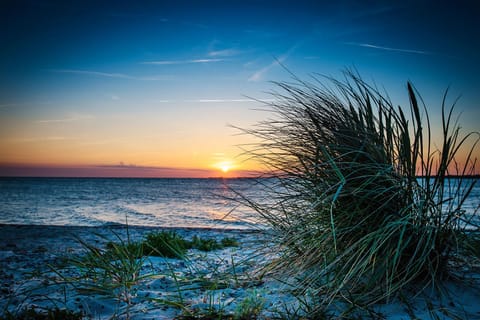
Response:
214,160,234,174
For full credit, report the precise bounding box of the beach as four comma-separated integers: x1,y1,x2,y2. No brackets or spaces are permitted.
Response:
1,224,480,319
2,1,479,319
0,224,281,319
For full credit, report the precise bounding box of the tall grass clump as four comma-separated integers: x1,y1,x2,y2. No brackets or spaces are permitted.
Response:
238,70,479,312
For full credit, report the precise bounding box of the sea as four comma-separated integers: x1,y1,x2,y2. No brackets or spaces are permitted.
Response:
0,177,479,229
0,178,264,229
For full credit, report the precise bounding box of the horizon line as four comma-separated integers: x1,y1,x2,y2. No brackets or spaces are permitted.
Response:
0,163,263,179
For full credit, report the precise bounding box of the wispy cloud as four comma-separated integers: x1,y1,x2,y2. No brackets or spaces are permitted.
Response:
95,163,212,173
344,42,431,55
208,49,240,57
51,69,168,81
0,163,216,178
248,52,289,82
0,103,18,108
0,102,52,109
155,99,265,103
248,62,275,82
184,98,255,103
155,98,276,103
248,42,303,82
143,58,226,65
35,114,94,124
52,69,132,79
96,162,157,170
10,136,68,143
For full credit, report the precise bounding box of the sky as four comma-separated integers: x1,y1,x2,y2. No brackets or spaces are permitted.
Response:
0,0,479,177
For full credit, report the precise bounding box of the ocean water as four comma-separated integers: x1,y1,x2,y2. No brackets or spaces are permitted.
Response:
0,178,264,229
0,177,478,229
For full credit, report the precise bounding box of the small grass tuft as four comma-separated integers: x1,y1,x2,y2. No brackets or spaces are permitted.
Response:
143,231,190,258
234,289,265,320
190,235,222,252
105,240,144,259
1,306,84,320
103,232,240,260
221,237,239,248
142,232,239,256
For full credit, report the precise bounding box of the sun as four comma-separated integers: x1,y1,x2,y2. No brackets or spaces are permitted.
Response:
215,160,234,174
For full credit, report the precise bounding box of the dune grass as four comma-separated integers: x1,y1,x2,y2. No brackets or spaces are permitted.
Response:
237,70,480,315
142,231,239,258
53,229,244,319
67,230,149,319
1,306,84,320
143,231,191,258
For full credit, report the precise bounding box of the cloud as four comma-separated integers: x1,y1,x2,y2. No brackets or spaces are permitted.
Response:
10,136,68,143
35,114,94,124
0,163,217,178
0,103,17,108
51,69,168,81
248,63,273,82
154,98,278,103
248,57,286,82
344,42,431,55
248,44,300,82
208,49,240,57
52,69,132,79
143,58,226,65
212,152,226,157
96,162,156,170
155,98,276,103
94,163,214,174
0,102,52,108
184,99,256,103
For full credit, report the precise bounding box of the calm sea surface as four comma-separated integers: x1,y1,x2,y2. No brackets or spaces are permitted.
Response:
0,178,264,229
0,177,478,229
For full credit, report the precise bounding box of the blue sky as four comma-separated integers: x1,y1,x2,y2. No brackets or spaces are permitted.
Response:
0,0,479,177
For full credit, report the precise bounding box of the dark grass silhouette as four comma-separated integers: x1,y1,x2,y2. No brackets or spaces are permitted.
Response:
237,70,480,315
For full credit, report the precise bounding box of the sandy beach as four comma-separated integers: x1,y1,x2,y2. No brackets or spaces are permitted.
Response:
0,224,281,319
1,224,480,319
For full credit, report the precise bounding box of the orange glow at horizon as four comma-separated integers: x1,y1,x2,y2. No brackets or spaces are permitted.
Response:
0,161,262,178
0,110,265,178
214,160,234,173
211,159,244,178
